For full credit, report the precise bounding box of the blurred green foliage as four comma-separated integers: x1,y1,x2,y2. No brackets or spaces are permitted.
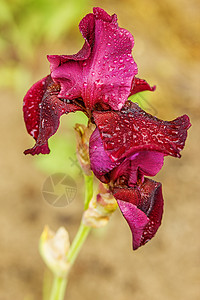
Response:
0,0,89,89
0,0,91,174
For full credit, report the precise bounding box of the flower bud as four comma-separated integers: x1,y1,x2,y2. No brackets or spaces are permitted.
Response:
39,226,70,277
75,122,95,175
82,183,118,227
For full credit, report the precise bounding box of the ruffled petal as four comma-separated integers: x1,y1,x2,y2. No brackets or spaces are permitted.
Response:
89,128,118,182
49,7,138,110
23,75,82,155
93,101,191,161
47,12,95,70
113,178,164,250
129,77,156,96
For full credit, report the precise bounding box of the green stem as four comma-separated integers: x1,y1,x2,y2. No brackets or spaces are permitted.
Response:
48,174,93,300
67,173,93,265
84,173,94,210
50,276,67,300
67,223,91,265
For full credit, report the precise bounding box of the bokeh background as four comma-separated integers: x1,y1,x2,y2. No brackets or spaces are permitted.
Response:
0,0,199,299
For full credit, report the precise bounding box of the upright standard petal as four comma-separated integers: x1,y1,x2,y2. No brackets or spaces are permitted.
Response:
93,101,191,162
48,7,138,111
23,75,82,155
113,178,164,250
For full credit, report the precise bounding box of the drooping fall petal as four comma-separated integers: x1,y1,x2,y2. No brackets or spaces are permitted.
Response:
48,7,138,111
93,101,191,162
113,178,164,250
23,75,82,155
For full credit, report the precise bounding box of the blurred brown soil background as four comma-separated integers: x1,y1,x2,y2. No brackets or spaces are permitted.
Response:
0,0,199,299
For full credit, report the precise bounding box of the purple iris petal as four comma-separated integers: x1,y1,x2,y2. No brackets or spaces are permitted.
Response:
117,200,149,249
111,151,164,185
23,75,82,155
89,128,118,181
114,178,164,250
129,77,156,96
93,101,191,162
48,7,138,110
90,130,164,184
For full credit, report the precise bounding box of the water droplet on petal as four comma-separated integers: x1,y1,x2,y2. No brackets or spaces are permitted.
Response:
118,64,125,70
109,66,115,72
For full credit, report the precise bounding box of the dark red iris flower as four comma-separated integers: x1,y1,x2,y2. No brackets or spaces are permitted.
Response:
23,7,154,155
89,101,191,249
23,7,191,250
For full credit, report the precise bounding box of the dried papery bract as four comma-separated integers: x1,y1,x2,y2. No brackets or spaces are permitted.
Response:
75,122,95,175
83,183,118,227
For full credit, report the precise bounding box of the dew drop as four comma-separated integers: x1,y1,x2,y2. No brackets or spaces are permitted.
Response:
102,132,112,138
109,66,115,72
104,95,109,102
118,64,125,70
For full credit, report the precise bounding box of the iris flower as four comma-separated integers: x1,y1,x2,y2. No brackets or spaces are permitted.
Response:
23,7,191,250
23,7,154,155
